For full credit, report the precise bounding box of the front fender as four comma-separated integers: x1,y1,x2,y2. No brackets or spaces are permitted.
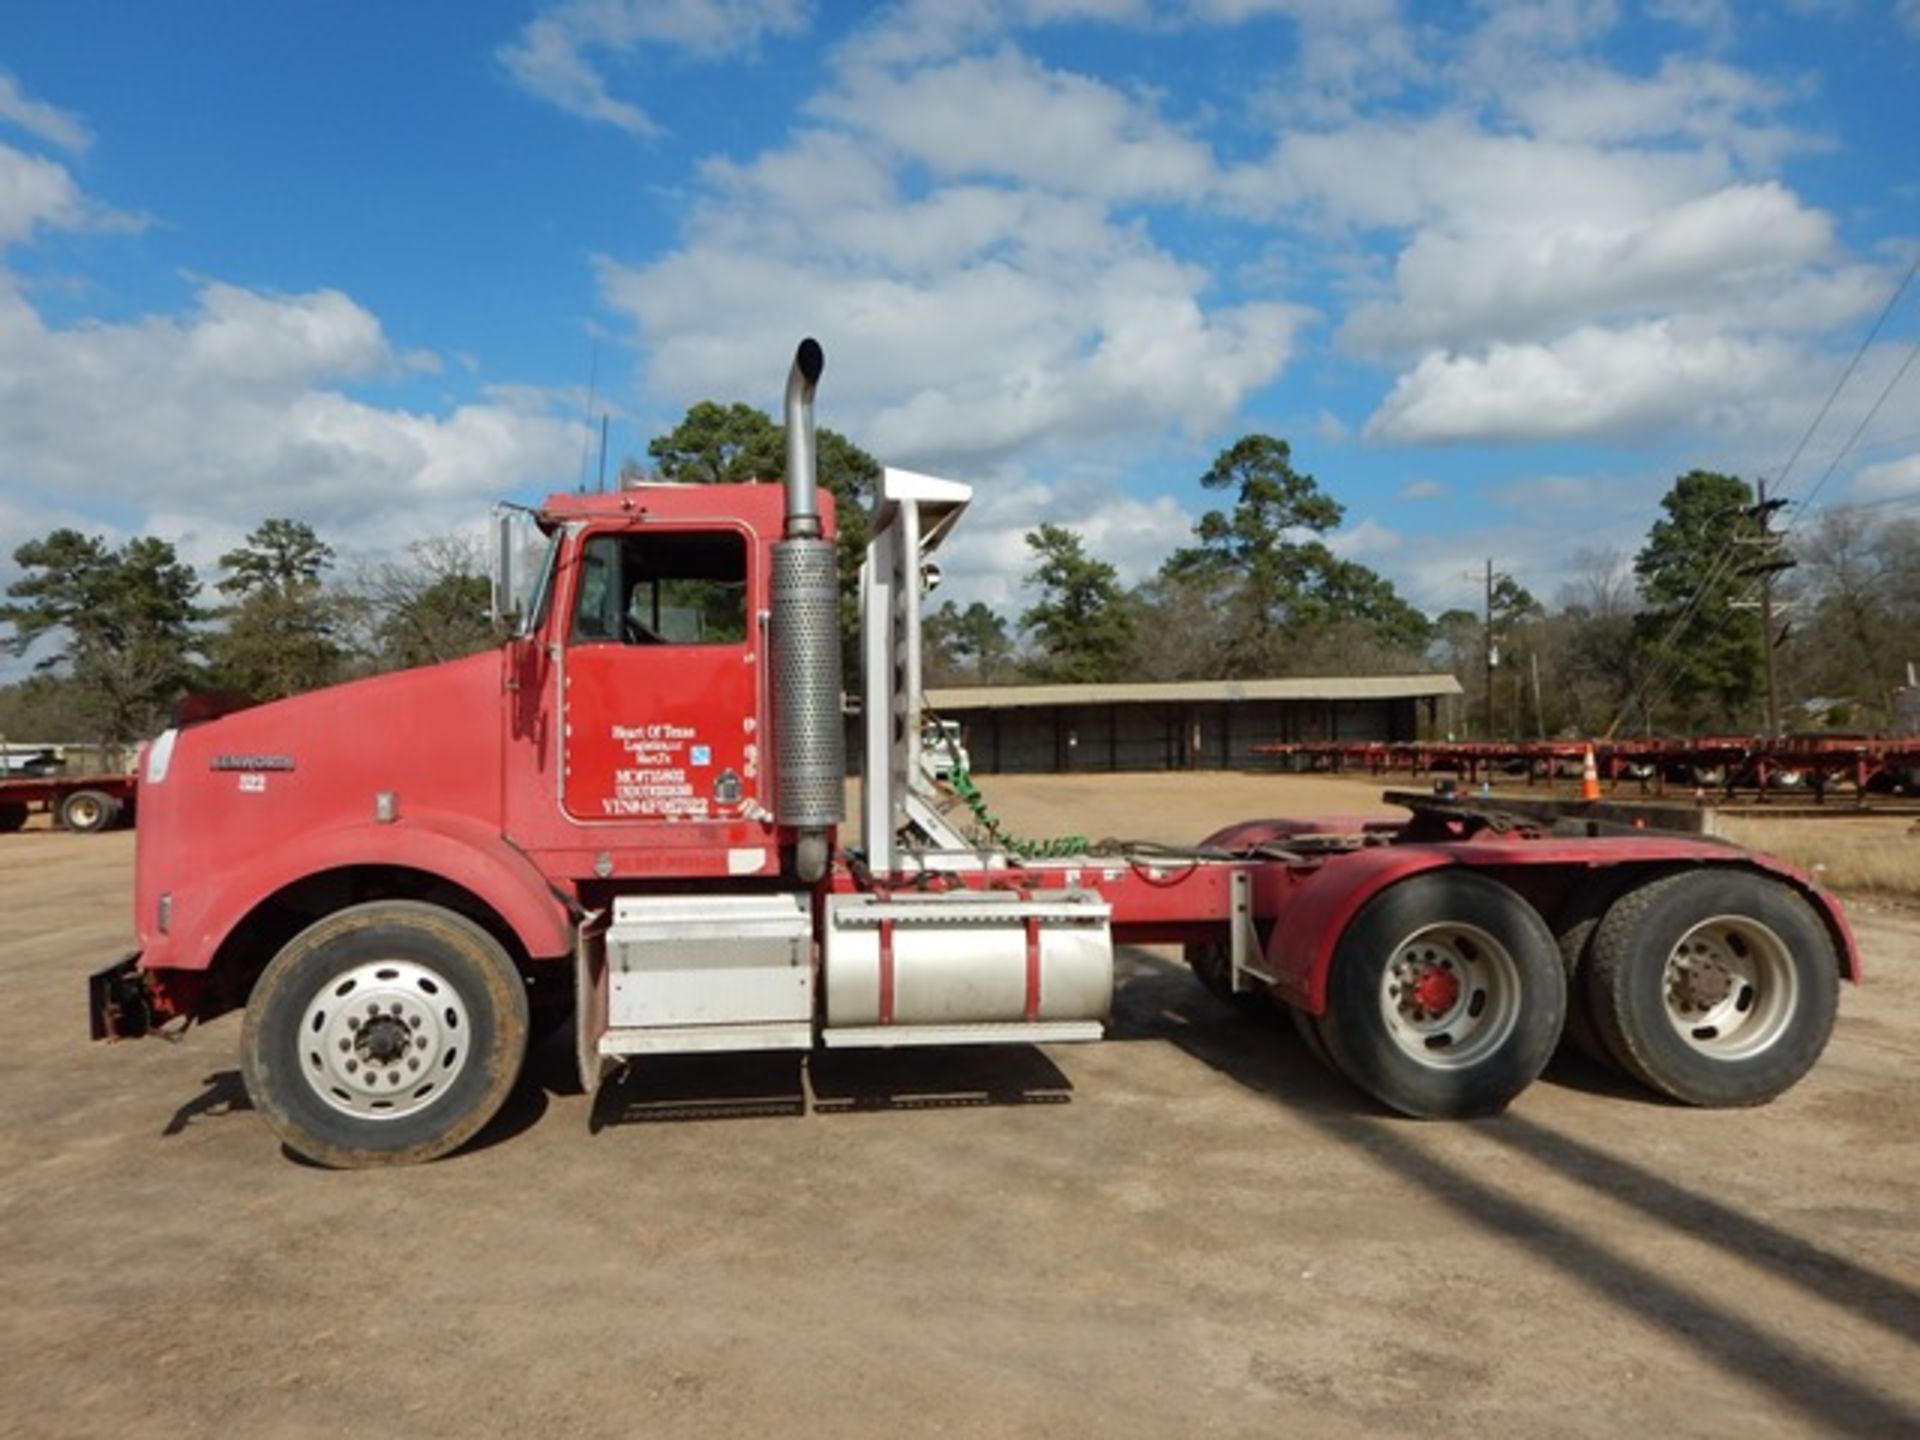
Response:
149,809,576,974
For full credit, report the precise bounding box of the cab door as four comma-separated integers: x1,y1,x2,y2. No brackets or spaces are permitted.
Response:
557,525,764,842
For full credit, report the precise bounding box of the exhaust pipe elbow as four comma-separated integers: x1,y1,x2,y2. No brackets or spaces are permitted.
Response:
783,338,826,539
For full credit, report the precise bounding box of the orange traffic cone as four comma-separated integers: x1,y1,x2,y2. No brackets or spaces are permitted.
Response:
1580,745,1602,802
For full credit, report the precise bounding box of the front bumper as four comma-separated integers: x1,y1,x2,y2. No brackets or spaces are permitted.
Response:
89,952,154,1040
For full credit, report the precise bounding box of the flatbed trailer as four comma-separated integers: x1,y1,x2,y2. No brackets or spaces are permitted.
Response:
0,773,136,834
89,342,1858,1167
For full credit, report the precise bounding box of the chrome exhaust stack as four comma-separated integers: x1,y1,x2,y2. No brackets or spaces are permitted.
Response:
783,338,826,540
771,338,843,881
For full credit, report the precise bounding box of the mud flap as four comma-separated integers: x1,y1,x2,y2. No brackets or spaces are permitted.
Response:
89,952,152,1040
575,910,610,1100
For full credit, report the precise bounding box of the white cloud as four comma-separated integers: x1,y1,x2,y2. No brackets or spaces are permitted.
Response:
1326,515,1402,560
1229,112,1726,233
814,48,1213,201
602,210,1304,471
500,0,810,133
1644,0,1736,43
1342,182,1836,354
1366,320,1800,443
1211,27,1883,452
932,467,1193,614
0,141,95,245
599,46,1305,472
1397,478,1445,500
836,0,1423,123
0,72,91,152
1457,0,1622,79
836,0,1150,69
0,142,141,245
0,274,580,558
1851,453,1920,502
1487,472,1627,512
1502,57,1800,162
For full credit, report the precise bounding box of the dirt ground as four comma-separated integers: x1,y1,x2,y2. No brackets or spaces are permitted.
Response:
3,773,1916,1439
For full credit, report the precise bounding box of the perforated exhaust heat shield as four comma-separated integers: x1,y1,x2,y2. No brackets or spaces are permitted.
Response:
772,538,844,828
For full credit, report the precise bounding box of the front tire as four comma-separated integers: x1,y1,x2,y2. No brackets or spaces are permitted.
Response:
240,901,530,1167
1316,872,1565,1119
1586,870,1838,1107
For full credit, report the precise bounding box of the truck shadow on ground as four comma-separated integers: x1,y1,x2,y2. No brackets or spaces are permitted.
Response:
161,1070,253,1136
157,1065,553,1163
1113,946,1920,1433
530,1029,1075,1133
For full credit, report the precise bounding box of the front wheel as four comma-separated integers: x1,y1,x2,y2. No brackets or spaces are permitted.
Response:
1316,872,1565,1119
1586,870,1838,1107
240,901,530,1167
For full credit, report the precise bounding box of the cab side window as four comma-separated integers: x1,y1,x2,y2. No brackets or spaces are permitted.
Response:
570,531,748,646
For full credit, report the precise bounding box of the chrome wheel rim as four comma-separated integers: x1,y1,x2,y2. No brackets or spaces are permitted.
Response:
300,960,470,1120
67,796,103,828
1377,922,1522,1069
1661,915,1797,1060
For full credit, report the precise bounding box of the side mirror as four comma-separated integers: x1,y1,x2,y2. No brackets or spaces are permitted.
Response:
490,509,519,630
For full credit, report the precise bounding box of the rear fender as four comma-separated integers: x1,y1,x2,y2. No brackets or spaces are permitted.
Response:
151,810,576,975
1732,855,1862,984
1256,848,1454,1013
1262,848,1861,1015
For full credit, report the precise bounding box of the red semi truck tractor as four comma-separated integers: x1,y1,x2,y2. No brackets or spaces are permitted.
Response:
90,342,1859,1167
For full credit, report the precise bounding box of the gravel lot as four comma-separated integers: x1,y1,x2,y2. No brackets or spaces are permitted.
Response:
3,773,1916,1439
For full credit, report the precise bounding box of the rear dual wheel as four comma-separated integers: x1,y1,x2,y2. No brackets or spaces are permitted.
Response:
1311,872,1565,1119
1585,870,1838,1107
240,900,529,1168
1183,941,1269,1014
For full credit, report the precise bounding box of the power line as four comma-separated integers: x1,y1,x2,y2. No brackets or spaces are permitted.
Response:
1770,252,1919,499
1605,256,1920,735
1811,489,1920,517
1781,336,1920,531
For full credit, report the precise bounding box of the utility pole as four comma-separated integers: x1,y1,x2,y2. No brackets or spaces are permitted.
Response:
1733,481,1795,739
1484,558,1496,741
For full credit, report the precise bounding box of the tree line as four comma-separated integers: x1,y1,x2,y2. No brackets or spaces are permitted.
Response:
928,462,1918,742
5,394,1916,749
0,520,493,749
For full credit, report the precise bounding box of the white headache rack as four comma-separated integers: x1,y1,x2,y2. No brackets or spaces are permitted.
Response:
859,465,996,875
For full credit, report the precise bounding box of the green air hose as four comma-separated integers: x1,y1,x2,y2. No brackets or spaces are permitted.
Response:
943,766,1088,860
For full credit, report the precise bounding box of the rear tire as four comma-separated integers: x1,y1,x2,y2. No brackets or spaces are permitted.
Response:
240,900,529,1167
0,803,27,833
1316,872,1565,1119
1184,941,1268,1014
59,789,120,833
1289,1003,1335,1071
1586,870,1838,1107
1555,915,1614,1068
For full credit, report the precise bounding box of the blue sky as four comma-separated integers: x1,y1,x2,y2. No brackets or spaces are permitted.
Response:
1,0,1917,634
